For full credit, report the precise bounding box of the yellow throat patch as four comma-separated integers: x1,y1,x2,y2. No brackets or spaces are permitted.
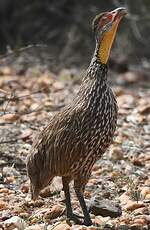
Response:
98,18,121,64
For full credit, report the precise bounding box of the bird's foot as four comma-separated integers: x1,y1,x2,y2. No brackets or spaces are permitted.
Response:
67,213,92,226
83,218,93,226
67,213,82,225
73,212,84,219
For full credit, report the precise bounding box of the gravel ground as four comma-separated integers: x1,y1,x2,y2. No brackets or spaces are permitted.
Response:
0,64,150,230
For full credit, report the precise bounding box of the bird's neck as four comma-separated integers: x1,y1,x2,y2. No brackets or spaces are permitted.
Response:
83,47,108,84
75,52,109,104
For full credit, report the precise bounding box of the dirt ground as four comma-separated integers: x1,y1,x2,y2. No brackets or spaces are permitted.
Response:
0,61,150,229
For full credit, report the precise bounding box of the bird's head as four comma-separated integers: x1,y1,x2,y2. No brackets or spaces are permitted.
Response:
92,7,127,64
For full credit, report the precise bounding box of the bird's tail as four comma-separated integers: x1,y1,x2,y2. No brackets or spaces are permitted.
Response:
30,183,40,200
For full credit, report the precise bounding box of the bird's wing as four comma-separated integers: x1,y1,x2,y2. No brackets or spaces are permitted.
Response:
29,104,86,172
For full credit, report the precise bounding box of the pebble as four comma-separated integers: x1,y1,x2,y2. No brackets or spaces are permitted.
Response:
123,72,140,84
21,183,29,193
4,176,16,183
132,207,147,215
109,146,123,161
130,224,144,230
145,194,150,200
140,187,150,199
133,218,147,225
47,225,53,230
19,212,29,218
3,216,27,229
33,199,45,207
40,186,52,198
0,200,6,209
53,81,64,91
2,166,20,177
94,216,110,226
119,192,131,205
44,204,65,220
125,201,145,211
30,217,39,225
50,177,62,193
20,129,33,140
25,224,45,230
131,157,144,167
0,188,9,194
1,113,20,122
89,197,122,218
92,164,100,172
138,104,150,115
50,223,71,230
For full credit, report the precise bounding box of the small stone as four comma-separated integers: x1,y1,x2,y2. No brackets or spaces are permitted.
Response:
88,178,97,185
50,177,62,193
140,187,150,199
50,223,71,230
47,225,53,230
0,188,9,194
145,194,150,200
109,146,123,161
19,212,29,218
119,192,131,205
53,81,64,91
2,113,20,122
3,216,27,230
138,104,150,115
37,73,53,91
30,217,39,225
21,183,29,193
4,176,16,183
20,129,33,140
87,227,98,230
2,166,20,177
133,218,147,225
0,200,6,209
25,224,45,230
44,204,65,220
131,158,144,167
1,66,12,75
89,197,122,218
130,224,143,230
92,164,100,172
123,72,139,83
132,207,146,215
94,216,110,226
40,186,51,198
114,86,124,96
118,224,129,230
125,201,145,211
145,179,150,186
33,199,45,207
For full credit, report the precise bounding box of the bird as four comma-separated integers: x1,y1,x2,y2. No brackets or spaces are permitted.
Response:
26,7,126,226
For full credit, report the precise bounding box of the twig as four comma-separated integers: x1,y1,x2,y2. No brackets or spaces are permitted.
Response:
0,86,50,102
0,122,13,125
0,106,43,117
0,139,21,145
3,92,15,114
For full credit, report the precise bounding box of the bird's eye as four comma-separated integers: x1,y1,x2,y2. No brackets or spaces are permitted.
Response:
99,16,109,27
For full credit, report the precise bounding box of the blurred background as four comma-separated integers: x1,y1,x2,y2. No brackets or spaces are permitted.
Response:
0,0,150,70
0,2,150,227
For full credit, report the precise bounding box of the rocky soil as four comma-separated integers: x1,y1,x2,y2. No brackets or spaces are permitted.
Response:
0,63,150,230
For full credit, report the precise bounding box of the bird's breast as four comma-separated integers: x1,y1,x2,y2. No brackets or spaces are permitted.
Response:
78,88,118,156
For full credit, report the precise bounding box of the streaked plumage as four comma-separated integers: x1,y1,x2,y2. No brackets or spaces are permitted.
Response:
27,7,126,226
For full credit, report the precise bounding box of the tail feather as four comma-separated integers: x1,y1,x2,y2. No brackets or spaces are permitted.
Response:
30,184,40,200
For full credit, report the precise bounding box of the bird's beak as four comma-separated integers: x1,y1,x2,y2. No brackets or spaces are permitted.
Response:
111,7,127,24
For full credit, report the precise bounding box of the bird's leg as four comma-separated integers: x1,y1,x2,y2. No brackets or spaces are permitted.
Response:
74,177,92,226
62,176,82,224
